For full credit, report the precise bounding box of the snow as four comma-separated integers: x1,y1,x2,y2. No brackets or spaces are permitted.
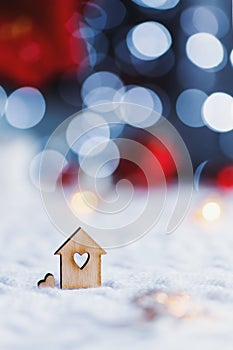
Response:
1,137,233,350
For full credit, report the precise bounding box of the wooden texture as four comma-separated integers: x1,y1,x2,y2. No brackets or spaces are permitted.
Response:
54,227,106,289
38,273,55,288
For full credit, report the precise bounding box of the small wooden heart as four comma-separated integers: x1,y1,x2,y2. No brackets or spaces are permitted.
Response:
74,252,89,269
38,273,55,288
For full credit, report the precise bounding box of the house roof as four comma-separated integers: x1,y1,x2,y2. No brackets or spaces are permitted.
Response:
54,227,107,255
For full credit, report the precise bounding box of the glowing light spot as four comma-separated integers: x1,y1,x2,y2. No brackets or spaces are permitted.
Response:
84,0,126,30
176,89,207,127
181,6,222,37
79,24,97,43
83,86,123,112
155,292,201,318
83,3,107,30
79,140,120,178
66,111,110,155
0,86,7,117
136,290,201,321
193,7,218,34
119,86,162,128
102,0,126,29
186,33,224,69
155,292,167,303
30,150,67,192
165,293,191,318
132,0,180,10
78,136,109,158
202,92,233,132
84,32,109,68
71,191,98,215
127,22,172,61
81,71,124,112
230,50,233,66
102,110,125,138
202,202,221,222
81,71,124,99
5,87,46,129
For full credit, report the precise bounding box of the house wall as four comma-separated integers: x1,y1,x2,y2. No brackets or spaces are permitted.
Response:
60,250,102,289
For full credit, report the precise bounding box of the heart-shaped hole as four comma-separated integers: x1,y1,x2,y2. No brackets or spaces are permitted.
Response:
73,252,89,270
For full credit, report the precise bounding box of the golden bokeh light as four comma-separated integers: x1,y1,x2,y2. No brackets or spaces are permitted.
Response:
201,201,221,222
135,291,202,321
70,191,98,215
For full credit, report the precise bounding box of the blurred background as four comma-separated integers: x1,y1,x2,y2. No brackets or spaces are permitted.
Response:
0,0,232,191
1,2,233,347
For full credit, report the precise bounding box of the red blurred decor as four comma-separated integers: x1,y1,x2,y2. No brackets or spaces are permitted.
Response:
217,165,233,189
57,162,79,187
0,0,87,86
115,137,177,187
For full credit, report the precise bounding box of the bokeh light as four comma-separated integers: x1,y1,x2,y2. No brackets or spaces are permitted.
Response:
116,32,175,78
230,50,233,66
5,87,46,129
83,2,107,30
86,31,109,67
66,111,110,155
0,86,7,117
201,201,221,222
70,191,98,215
78,136,110,158
181,6,218,36
132,0,180,10
127,22,172,61
79,139,120,178
81,71,123,112
0,0,232,194
176,89,207,128
81,71,124,98
186,33,224,70
30,150,67,191
119,86,163,128
181,6,229,38
202,92,233,132
101,110,125,138
81,71,124,111
84,0,126,30
83,86,123,111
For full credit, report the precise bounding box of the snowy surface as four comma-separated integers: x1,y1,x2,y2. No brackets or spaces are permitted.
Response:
1,137,233,350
